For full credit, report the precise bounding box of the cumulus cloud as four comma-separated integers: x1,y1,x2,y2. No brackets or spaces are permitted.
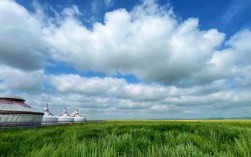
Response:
44,0,226,86
49,74,168,102
46,73,251,118
201,29,251,86
0,65,45,92
16,86,251,119
0,0,46,71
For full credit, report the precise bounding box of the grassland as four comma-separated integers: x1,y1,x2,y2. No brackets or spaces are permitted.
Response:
1,120,251,157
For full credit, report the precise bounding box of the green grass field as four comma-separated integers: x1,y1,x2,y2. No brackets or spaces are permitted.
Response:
1,120,251,157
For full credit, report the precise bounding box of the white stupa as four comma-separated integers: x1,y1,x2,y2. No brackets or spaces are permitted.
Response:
42,104,58,125
70,109,86,122
58,106,74,123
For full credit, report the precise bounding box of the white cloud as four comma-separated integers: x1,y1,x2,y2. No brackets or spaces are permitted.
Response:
104,0,113,8
1,70,249,119
62,5,81,17
221,0,251,26
46,73,251,119
201,29,251,85
0,0,46,71
0,65,45,92
50,74,168,101
15,87,251,119
45,1,225,86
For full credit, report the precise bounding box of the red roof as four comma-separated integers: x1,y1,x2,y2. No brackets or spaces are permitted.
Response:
0,99,31,108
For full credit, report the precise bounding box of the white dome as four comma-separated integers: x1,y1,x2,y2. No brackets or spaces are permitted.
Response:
71,109,86,122
58,106,73,123
42,104,58,125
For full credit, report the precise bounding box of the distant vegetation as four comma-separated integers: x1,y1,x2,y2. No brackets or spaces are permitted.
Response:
1,120,251,157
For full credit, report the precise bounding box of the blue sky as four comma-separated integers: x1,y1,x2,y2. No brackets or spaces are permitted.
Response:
16,0,251,37
0,0,251,119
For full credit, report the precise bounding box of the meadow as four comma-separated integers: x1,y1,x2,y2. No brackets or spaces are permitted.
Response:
1,120,251,157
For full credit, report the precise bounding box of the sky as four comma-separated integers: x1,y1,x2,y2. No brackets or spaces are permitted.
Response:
0,0,251,119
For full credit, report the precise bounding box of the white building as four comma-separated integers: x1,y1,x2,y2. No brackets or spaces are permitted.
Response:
42,104,58,125
58,106,74,123
70,109,86,122
0,96,44,127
